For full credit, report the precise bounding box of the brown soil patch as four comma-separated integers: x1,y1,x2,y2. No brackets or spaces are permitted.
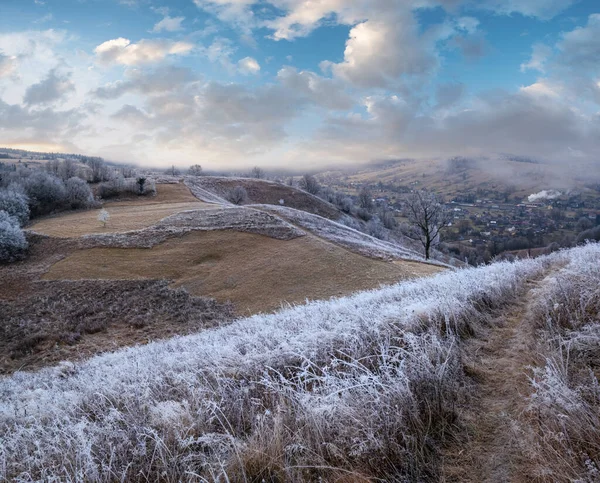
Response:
441,277,546,482
0,280,233,374
44,230,443,315
28,183,213,238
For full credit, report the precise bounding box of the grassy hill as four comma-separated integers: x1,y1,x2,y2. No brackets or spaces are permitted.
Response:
1,177,439,373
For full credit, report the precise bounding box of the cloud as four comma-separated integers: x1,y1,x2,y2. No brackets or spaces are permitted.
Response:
0,53,17,78
557,13,600,70
94,38,194,66
23,69,75,105
435,82,465,109
328,9,439,88
479,0,576,20
93,65,198,99
237,56,260,75
151,16,185,33
33,13,53,24
521,43,552,72
98,66,198,99
192,0,256,32
277,66,353,110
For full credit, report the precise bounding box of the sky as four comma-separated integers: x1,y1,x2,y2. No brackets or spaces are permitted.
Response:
0,0,599,170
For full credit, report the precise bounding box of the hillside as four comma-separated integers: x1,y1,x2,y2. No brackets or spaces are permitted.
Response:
319,157,600,200
1,177,438,373
1,243,598,481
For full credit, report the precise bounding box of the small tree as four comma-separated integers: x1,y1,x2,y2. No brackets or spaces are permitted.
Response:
0,210,28,263
250,166,265,179
228,186,248,205
188,165,203,176
358,186,374,211
59,159,78,180
165,165,181,176
0,187,30,226
298,174,321,195
98,209,110,227
22,171,68,216
66,177,94,209
403,190,452,260
136,177,147,195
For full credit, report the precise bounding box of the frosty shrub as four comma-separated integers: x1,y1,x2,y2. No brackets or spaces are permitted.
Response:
526,243,600,480
98,208,110,227
65,177,94,209
0,187,29,226
228,185,248,205
22,170,68,216
0,210,27,262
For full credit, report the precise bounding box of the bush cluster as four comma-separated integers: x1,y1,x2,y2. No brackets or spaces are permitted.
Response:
0,210,27,263
97,177,156,199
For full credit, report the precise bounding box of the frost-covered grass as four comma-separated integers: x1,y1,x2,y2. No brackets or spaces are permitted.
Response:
0,253,554,481
255,204,433,264
527,243,600,481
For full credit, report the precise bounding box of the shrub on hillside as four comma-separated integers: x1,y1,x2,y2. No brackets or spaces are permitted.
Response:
228,185,248,205
0,210,27,263
65,177,94,209
22,171,67,217
0,187,30,226
97,177,156,199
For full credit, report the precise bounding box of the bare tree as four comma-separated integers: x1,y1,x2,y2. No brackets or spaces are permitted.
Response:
358,186,373,211
404,190,451,260
188,164,203,176
298,174,320,195
250,166,265,179
165,165,181,176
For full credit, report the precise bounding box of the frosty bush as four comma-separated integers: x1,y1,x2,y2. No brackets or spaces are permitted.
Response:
22,170,68,216
228,185,248,205
0,210,27,262
0,187,29,226
65,177,94,209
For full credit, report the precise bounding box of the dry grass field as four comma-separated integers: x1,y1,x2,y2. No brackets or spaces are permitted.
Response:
28,183,213,237
44,230,443,315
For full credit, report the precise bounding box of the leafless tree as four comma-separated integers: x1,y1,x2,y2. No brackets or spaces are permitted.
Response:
358,186,373,211
188,164,203,176
404,190,451,260
250,166,265,179
298,174,320,195
165,165,181,176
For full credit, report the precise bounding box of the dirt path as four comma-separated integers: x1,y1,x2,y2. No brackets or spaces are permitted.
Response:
441,276,548,482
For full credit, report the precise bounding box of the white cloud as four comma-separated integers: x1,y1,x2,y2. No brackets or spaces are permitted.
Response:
329,9,438,88
479,0,576,20
0,53,17,78
23,68,75,105
94,38,194,66
520,43,552,72
237,56,260,75
151,16,185,33
557,13,600,70
277,66,353,110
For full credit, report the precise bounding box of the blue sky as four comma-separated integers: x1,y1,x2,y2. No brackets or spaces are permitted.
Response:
0,0,599,169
